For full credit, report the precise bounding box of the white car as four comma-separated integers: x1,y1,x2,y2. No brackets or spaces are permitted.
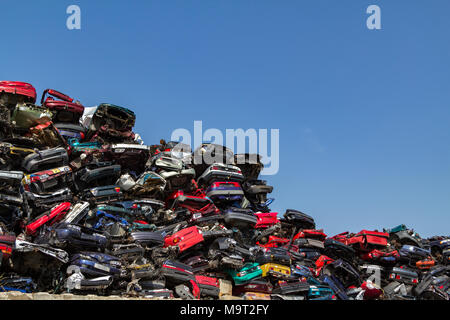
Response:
197,163,244,187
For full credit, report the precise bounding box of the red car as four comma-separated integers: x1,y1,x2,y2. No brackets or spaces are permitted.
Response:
0,81,36,103
257,236,289,248
294,229,327,241
360,249,399,262
330,231,351,245
194,275,220,297
166,190,219,221
25,202,71,235
254,212,280,229
41,88,85,124
164,226,204,253
315,255,334,277
331,230,389,252
346,230,389,251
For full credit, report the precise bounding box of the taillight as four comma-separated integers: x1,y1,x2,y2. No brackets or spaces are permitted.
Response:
114,187,121,193
412,279,418,284
30,176,40,183
0,247,12,254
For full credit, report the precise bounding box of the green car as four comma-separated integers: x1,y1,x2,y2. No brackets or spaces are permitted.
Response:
129,221,157,232
96,205,132,217
227,262,262,285
384,224,407,234
384,224,423,248
11,103,52,129
308,285,334,299
69,140,103,153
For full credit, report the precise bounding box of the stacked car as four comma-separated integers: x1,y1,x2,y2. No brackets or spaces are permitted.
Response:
0,80,448,300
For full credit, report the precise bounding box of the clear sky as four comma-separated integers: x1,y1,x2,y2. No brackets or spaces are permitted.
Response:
1,1,449,237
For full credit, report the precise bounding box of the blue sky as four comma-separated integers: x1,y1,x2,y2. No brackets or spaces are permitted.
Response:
1,1,449,237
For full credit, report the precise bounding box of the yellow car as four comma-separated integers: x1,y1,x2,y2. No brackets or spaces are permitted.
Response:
0,143,35,163
260,263,291,278
9,145,36,156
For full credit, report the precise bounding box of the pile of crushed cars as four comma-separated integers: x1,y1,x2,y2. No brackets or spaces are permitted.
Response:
0,80,449,300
